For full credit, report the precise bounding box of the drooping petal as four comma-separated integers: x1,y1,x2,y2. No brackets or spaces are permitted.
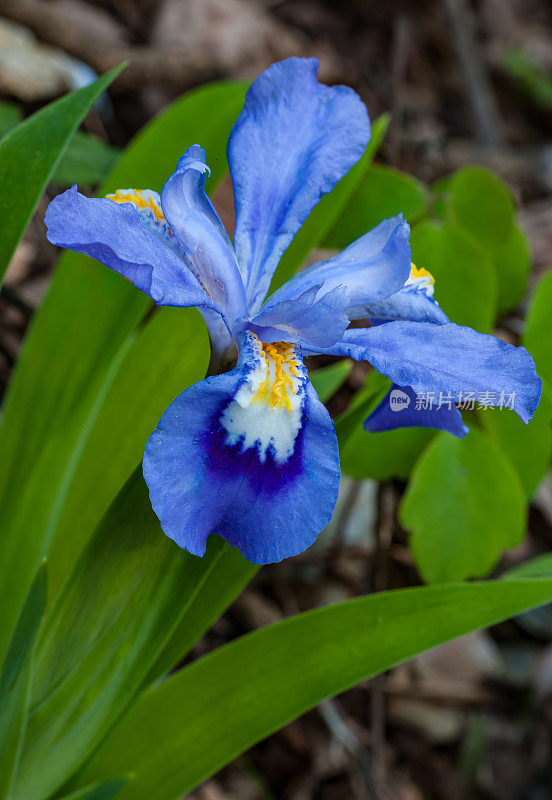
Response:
268,215,411,317
161,146,246,324
228,57,371,312
355,264,449,325
45,185,222,315
311,322,541,424
364,384,468,438
143,330,340,564
248,283,350,349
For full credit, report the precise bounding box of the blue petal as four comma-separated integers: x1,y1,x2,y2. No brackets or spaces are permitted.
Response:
143,331,340,564
314,322,541,423
161,145,246,324
45,185,222,314
228,57,371,313
364,384,468,438
357,283,449,325
248,283,350,349
270,215,411,316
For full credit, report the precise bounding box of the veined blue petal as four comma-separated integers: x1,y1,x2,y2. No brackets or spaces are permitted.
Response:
248,284,350,349
355,264,449,325
143,330,340,564
269,216,411,317
161,145,246,324
45,185,222,314
313,322,541,424
228,57,371,313
364,384,468,438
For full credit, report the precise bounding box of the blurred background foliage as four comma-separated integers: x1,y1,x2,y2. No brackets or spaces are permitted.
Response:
1,1,552,798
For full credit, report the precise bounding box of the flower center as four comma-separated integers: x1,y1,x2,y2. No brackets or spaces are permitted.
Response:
219,332,305,464
406,262,435,297
106,189,166,222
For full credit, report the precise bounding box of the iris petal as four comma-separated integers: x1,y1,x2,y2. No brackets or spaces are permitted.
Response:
161,145,246,323
364,384,468,438
228,57,371,313
312,322,541,424
248,283,350,349
270,215,411,317
45,185,221,314
143,331,340,564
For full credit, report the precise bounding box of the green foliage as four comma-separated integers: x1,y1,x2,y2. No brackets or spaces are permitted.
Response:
401,428,526,583
0,80,247,668
479,402,552,498
0,66,123,287
56,779,129,800
309,360,352,402
502,47,552,110
53,132,120,186
323,163,428,250
73,579,552,800
410,219,497,331
524,271,552,388
0,563,47,800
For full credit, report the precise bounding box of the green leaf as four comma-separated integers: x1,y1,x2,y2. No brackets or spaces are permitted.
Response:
0,562,47,800
410,219,497,331
504,553,552,579
338,371,434,481
0,101,22,138
53,132,121,186
0,80,247,667
401,428,526,583
73,578,552,800
46,307,209,596
13,471,250,800
491,223,531,313
0,65,124,286
57,778,130,800
523,271,552,388
268,114,390,294
323,164,428,250
447,165,515,252
478,403,552,498
309,360,352,403
502,47,552,110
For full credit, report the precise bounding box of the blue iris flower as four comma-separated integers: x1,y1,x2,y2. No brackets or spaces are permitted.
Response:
45,57,541,564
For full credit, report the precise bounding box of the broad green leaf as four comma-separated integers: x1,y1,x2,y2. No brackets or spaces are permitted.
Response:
447,165,515,252
56,778,129,800
0,562,47,800
478,403,552,498
309,360,352,403
505,553,552,579
338,371,434,480
410,219,497,331
523,271,552,388
323,164,428,250
268,114,389,294
13,471,249,800
491,223,530,313
0,80,247,666
0,65,123,285
74,578,552,800
401,428,526,583
53,132,121,186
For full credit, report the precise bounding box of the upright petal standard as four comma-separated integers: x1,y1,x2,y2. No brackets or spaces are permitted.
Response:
46,57,541,564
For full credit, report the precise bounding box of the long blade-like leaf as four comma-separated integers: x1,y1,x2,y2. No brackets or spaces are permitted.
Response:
56,778,129,800
0,66,124,285
0,562,47,800
75,578,552,800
